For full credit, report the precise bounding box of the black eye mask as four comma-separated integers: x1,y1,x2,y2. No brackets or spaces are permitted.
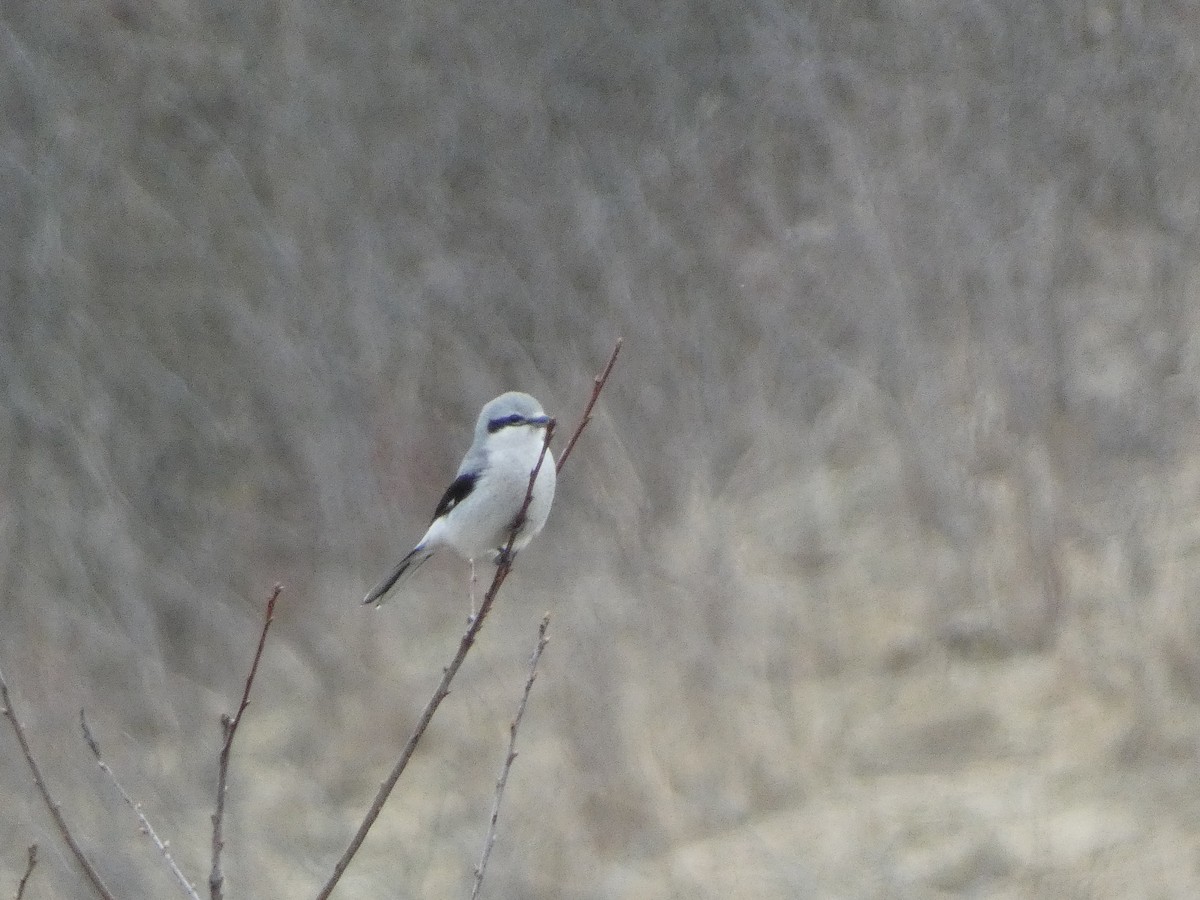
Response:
487,413,527,433
487,412,549,433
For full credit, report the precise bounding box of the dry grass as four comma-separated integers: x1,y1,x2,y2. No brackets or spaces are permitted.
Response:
3,0,1200,896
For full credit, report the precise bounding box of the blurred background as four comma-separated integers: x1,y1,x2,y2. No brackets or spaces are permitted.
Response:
3,0,1200,896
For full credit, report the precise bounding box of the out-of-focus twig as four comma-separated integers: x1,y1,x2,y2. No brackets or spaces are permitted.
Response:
80,710,201,900
556,338,621,473
210,583,282,900
317,337,620,899
0,664,115,900
471,613,551,900
15,844,37,900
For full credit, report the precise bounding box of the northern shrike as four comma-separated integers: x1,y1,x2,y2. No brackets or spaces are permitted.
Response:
363,391,556,607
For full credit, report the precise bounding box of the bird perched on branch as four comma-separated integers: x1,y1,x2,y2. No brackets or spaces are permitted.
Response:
363,392,556,607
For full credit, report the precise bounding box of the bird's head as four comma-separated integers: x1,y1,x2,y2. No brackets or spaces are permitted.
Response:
478,392,552,437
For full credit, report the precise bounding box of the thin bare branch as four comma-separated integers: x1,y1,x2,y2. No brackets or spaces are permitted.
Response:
317,343,619,899
80,711,201,900
556,337,622,472
471,613,551,900
0,664,115,900
210,583,282,900
316,426,554,900
14,844,37,900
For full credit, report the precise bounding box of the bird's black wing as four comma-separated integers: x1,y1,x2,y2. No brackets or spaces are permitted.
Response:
431,471,478,521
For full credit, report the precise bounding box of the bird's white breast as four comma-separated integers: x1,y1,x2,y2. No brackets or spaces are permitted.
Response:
442,426,556,560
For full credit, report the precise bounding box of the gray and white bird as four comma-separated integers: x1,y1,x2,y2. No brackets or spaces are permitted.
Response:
363,391,556,607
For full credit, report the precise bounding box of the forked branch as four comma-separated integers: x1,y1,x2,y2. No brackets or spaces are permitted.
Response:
315,424,554,900
315,337,620,899
0,665,115,900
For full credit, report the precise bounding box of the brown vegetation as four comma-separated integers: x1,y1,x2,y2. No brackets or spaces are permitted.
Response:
2,0,1200,897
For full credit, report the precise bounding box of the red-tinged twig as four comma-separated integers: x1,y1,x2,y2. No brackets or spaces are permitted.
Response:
556,338,622,473
80,710,201,900
210,583,282,900
470,613,551,900
15,844,37,900
315,424,555,900
0,665,115,900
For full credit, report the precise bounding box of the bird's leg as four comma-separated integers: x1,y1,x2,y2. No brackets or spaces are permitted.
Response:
467,558,477,623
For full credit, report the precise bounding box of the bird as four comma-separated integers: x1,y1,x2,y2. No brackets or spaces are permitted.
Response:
363,391,556,607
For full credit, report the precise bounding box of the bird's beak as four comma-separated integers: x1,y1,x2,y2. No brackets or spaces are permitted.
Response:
526,414,552,428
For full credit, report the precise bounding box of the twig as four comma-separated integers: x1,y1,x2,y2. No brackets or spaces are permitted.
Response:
556,338,622,473
80,710,201,900
210,583,282,900
0,664,116,900
15,844,37,900
315,424,554,900
315,339,620,899
470,614,551,900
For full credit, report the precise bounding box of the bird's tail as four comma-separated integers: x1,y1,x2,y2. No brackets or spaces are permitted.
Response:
363,544,436,607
